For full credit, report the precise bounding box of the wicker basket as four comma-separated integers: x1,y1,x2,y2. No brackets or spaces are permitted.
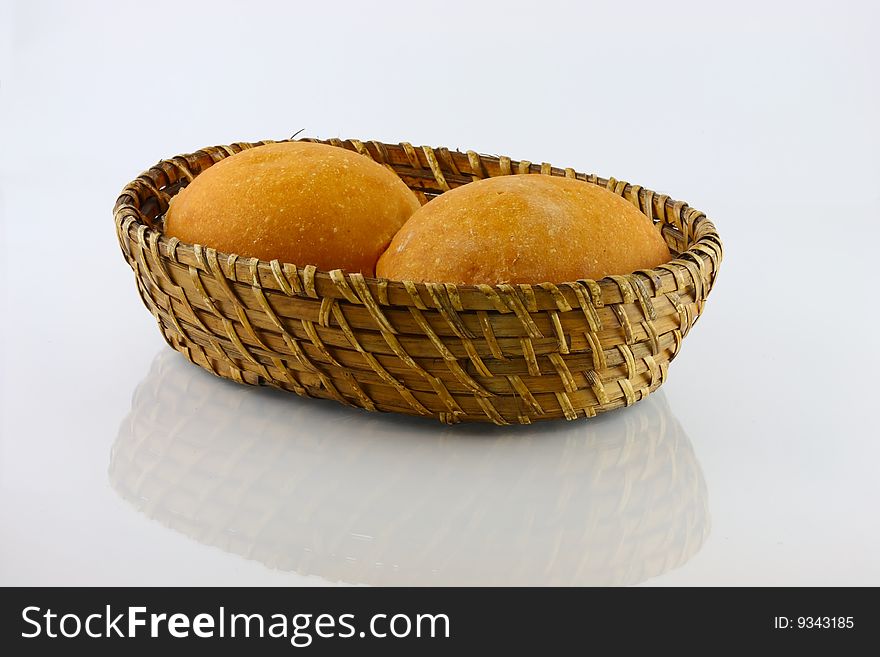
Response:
115,138,722,424
110,350,710,586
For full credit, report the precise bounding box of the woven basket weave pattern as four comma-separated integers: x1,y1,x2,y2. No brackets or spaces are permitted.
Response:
115,138,722,424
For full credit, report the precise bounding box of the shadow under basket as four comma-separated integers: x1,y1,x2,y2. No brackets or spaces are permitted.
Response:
114,138,723,425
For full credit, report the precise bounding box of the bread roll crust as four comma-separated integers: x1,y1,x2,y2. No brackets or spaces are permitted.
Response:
376,174,671,284
164,142,420,276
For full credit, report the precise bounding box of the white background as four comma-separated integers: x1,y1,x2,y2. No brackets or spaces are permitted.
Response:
1,0,878,585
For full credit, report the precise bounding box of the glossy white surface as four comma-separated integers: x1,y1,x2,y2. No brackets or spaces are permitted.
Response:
2,0,878,586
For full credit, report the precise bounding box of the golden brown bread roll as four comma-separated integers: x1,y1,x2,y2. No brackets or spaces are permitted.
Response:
377,174,671,284
164,142,421,276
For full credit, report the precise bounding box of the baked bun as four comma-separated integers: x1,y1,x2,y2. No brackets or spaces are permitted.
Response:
164,142,421,275
376,174,670,284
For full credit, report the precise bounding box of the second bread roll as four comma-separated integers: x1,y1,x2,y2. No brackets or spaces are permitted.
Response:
376,174,671,284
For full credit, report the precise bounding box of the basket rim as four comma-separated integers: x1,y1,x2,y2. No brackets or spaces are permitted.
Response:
114,137,722,307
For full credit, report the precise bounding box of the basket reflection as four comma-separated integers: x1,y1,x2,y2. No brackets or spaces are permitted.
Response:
110,350,709,586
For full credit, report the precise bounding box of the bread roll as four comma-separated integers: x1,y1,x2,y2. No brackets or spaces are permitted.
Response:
376,174,670,284
164,142,421,275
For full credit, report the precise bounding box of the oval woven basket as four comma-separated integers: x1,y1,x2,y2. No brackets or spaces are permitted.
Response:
114,138,722,424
